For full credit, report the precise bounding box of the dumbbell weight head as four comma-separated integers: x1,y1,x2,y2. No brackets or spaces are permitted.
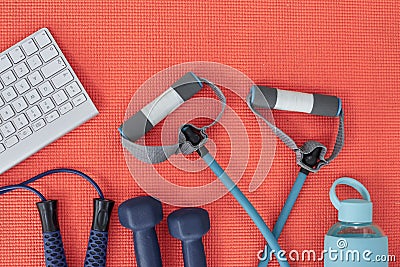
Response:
168,208,210,267
118,196,163,267
119,196,163,231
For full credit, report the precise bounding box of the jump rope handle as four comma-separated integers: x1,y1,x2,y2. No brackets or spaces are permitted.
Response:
250,85,342,117
119,72,203,142
84,199,115,267
36,200,68,267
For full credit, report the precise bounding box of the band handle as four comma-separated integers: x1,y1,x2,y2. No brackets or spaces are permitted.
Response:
247,85,345,173
120,72,203,142
250,85,342,117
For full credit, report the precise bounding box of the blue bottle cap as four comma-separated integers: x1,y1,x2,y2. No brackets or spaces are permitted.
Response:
330,177,373,223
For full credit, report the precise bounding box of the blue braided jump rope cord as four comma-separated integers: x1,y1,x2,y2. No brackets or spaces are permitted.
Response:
0,184,47,201
0,168,104,199
201,150,290,267
258,171,308,267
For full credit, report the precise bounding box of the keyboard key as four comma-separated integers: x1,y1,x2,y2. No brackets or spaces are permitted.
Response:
26,106,42,121
40,45,58,62
59,102,73,115
0,105,14,121
2,87,17,102
72,94,87,107
46,110,59,123
39,98,55,113
52,69,73,88
32,118,46,131
12,97,28,112
38,81,54,96
0,144,5,153
53,89,68,105
5,136,18,148
9,47,25,63
65,82,81,97
0,82,3,90
21,39,38,56
27,55,42,70
18,127,32,140
27,71,43,86
13,114,29,130
15,79,30,94
0,96,4,107
14,62,29,78
34,31,51,48
41,57,66,78
0,55,12,73
1,70,16,86
1,121,16,138
26,89,41,104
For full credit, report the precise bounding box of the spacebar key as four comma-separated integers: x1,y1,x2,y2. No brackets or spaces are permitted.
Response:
51,69,73,88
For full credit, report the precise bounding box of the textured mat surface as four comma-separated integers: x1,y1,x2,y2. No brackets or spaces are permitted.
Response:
0,1,399,266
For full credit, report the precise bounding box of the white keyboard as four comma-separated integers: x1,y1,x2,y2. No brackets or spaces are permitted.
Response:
0,28,98,174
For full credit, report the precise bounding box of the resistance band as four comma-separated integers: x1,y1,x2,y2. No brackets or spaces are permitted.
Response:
120,74,344,266
247,85,344,266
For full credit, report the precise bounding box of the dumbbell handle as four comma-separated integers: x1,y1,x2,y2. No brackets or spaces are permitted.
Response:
133,229,162,267
250,85,341,117
182,239,207,267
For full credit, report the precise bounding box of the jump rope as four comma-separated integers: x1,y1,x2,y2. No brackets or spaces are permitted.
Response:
0,169,114,267
120,72,344,266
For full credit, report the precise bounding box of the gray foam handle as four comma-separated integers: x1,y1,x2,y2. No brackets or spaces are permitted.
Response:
120,72,203,142
251,85,341,117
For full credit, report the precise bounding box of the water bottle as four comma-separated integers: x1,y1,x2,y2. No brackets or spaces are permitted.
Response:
324,177,388,266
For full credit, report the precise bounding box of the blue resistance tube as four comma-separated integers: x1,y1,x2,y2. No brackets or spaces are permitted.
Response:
258,171,308,267
201,152,290,267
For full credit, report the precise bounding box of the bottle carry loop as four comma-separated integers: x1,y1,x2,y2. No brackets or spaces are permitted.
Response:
330,177,371,211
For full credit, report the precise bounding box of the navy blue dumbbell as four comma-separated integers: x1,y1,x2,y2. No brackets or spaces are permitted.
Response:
36,200,68,267
118,196,163,267
168,208,210,267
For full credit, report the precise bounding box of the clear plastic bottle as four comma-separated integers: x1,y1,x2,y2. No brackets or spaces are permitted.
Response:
324,178,388,267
